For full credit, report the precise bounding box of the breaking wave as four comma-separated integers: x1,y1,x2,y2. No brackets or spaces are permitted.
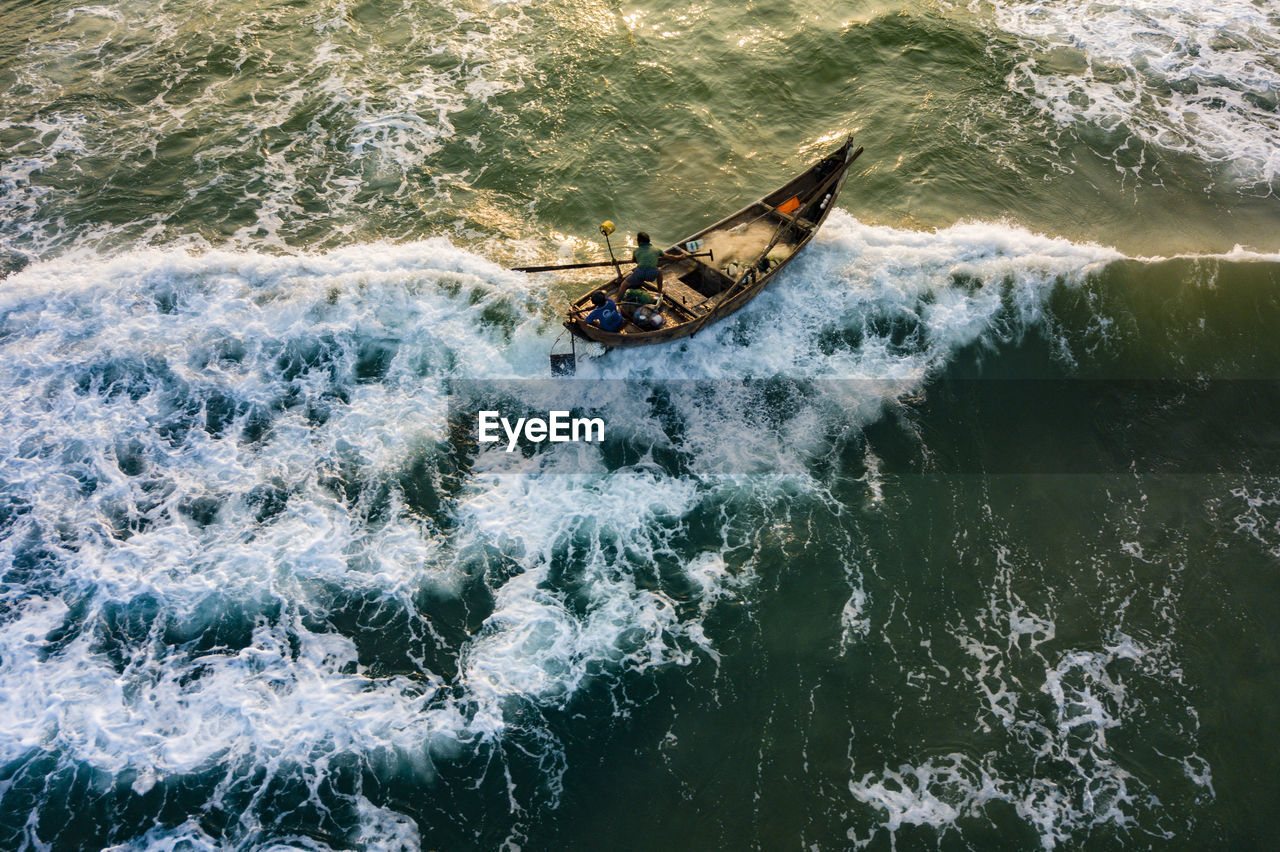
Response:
0,212,1148,846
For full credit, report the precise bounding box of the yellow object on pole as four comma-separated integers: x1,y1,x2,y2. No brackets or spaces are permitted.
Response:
600,221,623,282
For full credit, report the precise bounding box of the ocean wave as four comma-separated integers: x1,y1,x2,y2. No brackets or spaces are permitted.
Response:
0,216,1226,847
984,0,1280,187
0,0,533,260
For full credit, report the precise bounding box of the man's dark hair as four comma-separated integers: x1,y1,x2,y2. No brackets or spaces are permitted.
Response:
637,231,651,244
590,290,608,305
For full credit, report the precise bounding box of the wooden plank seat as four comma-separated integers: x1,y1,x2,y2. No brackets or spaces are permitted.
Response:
657,278,712,315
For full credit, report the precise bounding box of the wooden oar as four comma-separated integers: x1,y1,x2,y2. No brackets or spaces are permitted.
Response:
512,251,711,273
513,259,632,273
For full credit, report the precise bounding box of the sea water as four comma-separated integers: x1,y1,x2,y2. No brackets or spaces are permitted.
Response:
1,0,1278,848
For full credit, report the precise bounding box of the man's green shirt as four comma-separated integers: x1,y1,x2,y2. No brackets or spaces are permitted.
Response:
632,243,661,270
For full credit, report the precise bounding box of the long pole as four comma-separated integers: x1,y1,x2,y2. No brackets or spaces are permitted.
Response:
514,259,632,273
602,230,624,285
512,251,712,273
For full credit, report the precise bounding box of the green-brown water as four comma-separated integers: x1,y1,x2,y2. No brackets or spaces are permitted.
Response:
1,0,1278,848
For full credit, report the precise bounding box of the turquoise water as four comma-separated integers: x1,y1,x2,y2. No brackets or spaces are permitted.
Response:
1,0,1278,848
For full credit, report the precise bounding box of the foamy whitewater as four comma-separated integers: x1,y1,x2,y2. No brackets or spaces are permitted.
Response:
0,0,533,260
986,0,1280,186
2,0,1277,847
0,214,1158,847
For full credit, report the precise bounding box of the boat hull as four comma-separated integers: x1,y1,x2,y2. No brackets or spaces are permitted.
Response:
564,138,862,347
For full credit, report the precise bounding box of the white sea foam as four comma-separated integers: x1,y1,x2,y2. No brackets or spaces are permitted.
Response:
0,0,534,258
566,211,1118,476
0,214,1134,844
984,0,1280,186
850,635,1162,848
1228,483,1280,557
850,754,1006,834
854,497,1207,849
0,237,778,844
456,469,711,731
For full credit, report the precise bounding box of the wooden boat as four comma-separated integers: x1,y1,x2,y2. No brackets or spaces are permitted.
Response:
564,137,863,347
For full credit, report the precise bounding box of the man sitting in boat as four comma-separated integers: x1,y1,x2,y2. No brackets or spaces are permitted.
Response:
617,231,665,301
580,290,625,332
